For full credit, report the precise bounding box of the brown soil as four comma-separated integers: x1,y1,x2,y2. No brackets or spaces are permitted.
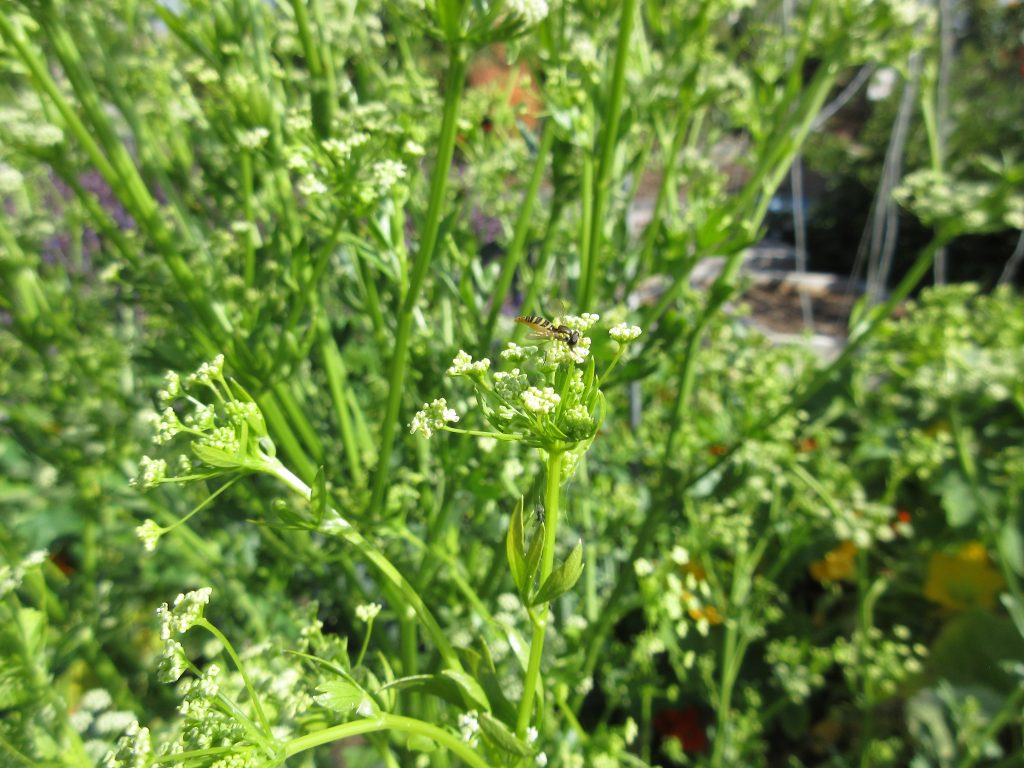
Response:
741,282,859,338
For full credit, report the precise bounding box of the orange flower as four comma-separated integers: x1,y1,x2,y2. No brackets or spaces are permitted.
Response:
923,542,1004,611
687,605,724,625
809,540,858,583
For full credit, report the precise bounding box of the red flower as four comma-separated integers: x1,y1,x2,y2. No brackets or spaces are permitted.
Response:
654,706,708,753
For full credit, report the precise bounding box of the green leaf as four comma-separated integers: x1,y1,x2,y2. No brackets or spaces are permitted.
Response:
478,712,533,757
378,671,490,712
531,539,584,606
316,679,372,717
1000,593,1024,640
524,523,545,597
441,669,491,712
311,466,327,527
506,497,527,596
999,521,1024,576
936,473,977,527
17,608,46,659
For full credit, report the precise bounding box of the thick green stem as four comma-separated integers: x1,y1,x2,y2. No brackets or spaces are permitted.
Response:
283,713,488,766
369,48,469,514
289,0,334,139
578,0,638,310
516,449,564,738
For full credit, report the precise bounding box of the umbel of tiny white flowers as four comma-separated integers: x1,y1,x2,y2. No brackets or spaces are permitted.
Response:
131,355,307,551
409,314,641,456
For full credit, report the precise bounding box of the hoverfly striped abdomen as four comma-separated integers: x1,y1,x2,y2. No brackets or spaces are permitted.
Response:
515,315,580,348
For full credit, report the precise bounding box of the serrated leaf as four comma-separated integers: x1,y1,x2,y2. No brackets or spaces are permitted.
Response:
441,670,491,712
531,539,584,606
999,521,1024,576
478,712,533,757
311,466,327,527
316,680,371,717
506,497,527,596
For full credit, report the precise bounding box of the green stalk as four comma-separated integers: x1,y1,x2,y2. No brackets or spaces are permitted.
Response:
514,201,564,333
278,380,326,461
578,0,638,310
577,154,595,310
516,449,564,738
709,537,766,767
241,150,257,286
266,460,463,671
369,48,469,514
482,119,556,348
256,391,317,482
318,319,365,484
289,0,334,139
198,619,272,738
282,713,488,766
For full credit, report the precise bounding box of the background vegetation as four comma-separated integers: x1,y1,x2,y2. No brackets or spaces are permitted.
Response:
1,0,1022,766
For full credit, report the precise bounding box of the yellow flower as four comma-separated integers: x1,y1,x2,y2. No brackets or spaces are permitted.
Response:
923,542,1004,611
810,540,858,583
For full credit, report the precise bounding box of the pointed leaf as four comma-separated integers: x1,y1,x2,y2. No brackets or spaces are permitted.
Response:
1001,593,1024,640
378,671,489,712
316,680,371,717
441,669,491,712
478,712,533,757
999,521,1024,576
531,539,584,606
523,523,545,598
506,497,527,596
937,473,977,527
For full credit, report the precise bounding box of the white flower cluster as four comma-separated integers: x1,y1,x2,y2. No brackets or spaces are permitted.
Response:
0,550,48,599
186,355,225,388
371,160,407,193
506,0,549,25
501,342,534,362
297,173,328,197
609,323,642,343
447,350,491,377
0,163,24,195
133,456,168,489
522,386,560,414
542,335,591,366
458,710,480,742
135,519,164,552
355,602,382,622
494,368,529,401
238,127,270,149
157,587,213,639
322,132,369,160
102,720,152,768
410,397,459,438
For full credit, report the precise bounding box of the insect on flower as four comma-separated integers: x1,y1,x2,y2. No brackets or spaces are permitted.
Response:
515,315,580,348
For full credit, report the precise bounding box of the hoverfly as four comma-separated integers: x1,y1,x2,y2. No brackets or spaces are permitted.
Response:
515,315,580,348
